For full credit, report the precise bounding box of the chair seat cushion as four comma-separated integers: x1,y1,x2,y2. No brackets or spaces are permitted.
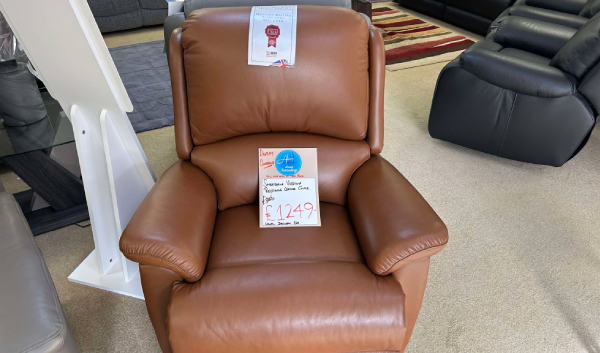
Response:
207,203,364,269
168,261,406,353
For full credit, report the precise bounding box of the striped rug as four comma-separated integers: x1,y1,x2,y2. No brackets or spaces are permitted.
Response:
372,3,475,71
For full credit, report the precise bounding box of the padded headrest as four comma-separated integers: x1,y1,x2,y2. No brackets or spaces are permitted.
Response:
552,13,600,79
180,6,370,146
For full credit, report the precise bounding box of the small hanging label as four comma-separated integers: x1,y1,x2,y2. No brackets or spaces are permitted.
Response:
248,5,297,68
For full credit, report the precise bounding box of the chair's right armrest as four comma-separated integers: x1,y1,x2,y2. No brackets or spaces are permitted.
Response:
163,12,185,55
120,161,217,283
459,48,577,98
522,0,588,15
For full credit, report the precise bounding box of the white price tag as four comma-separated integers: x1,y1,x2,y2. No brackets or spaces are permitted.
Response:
248,6,297,68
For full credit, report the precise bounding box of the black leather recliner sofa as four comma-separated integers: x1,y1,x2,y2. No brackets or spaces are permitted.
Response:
428,14,600,166
493,0,600,30
395,0,517,35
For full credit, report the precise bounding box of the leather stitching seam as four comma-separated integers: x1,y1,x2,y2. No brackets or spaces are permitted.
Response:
498,91,518,154
122,252,200,281
381,241,449,275
489,89,507,152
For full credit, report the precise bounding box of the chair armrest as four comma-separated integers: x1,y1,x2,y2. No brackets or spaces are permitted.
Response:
347,155,448,276
491,16,576,58
523,0,587,15
459,48,577,97
120,161,217,282
163,12,185,55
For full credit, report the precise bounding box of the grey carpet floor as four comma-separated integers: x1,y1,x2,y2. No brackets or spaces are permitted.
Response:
109,40,173,133
2,9,598,353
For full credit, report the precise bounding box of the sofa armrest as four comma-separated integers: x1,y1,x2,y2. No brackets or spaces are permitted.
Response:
506,5,588,29
120,161,217,282
163,12,185,55
459,48,577,97
347,155,448,276
491,16,576,58
523,0,587,15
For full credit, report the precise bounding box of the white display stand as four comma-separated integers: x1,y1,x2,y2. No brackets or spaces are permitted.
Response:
0,0,156,299
167,0,185,15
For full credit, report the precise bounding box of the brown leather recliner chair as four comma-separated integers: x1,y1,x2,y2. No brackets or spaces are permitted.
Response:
120,6,448,353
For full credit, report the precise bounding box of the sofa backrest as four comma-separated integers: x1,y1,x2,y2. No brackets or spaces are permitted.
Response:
183,0,351,17
580,0,600,17
552,13,600,79
168,6,385,210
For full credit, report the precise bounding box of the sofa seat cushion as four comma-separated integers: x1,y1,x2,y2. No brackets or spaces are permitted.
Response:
168,261,406,353
139,0,168,10
0,193,76,353
206,203,364,270
87,0,140,17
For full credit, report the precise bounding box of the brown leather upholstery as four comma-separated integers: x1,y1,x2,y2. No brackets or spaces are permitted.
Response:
181,7,370,146
206,203,364,269
120,161,217,282
348,155,448,275
140,265,183,353
368,26,386,154
191,133,370,210
168,262,406,353
169,29,193,160
121,6,447,353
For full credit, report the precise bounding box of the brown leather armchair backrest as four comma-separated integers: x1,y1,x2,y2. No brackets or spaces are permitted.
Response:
169,6,385,211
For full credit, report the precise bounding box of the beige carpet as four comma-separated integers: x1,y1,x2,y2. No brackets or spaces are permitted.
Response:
2,11,599,353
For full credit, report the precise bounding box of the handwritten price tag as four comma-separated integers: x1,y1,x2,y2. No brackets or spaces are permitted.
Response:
258,148,321,228
262,178,318,226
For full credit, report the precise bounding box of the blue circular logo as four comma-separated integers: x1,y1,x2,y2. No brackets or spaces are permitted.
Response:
275,150,302,176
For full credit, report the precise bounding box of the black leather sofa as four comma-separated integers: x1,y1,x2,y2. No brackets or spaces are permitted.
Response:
428,13,600,166
395,0,517,35
493,0,600,30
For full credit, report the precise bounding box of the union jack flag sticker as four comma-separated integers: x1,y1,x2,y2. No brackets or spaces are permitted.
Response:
270,59,294,68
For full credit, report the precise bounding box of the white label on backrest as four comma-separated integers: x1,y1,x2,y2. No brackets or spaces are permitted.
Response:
248,6,297,68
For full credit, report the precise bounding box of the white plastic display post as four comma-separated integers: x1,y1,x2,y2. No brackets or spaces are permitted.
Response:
167,0,185,15
0,0,156,299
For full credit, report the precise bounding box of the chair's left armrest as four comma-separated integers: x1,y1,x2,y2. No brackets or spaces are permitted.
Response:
348,155,448,276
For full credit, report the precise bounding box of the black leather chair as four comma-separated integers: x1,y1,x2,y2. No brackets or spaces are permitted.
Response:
428,14,600,166
493,0,600,30
395,0,517,35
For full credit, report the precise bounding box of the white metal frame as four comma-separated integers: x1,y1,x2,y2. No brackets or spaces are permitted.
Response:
0,0,156,299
